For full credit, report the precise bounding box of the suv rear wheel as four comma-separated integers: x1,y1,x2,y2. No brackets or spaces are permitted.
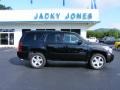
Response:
89,54,106,70
29,53,46,69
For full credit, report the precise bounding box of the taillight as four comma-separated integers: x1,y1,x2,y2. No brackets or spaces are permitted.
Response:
18,42,23,52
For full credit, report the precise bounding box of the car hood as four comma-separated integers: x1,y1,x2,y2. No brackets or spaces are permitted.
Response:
86,41,106,46
85,41,110,51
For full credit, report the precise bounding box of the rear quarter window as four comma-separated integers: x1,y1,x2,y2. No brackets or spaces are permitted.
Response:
21,33,34,43
21,32,46,44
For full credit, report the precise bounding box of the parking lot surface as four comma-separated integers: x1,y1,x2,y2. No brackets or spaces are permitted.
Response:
0,48,120,90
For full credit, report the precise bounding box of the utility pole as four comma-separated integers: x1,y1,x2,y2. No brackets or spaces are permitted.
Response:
91,0,97,9
63,0,65,7
30,0,33,4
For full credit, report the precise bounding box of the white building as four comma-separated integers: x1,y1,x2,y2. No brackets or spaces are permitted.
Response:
0,8,99,48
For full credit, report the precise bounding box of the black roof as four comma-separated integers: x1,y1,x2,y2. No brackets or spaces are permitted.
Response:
25,30,71,34
24,30,79,36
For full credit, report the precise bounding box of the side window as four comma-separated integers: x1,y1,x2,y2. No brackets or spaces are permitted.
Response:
46,33,55,43
47,33,63,44
23,33,34,43
36,33,45,42
23,33,45,44
63,34,80,44
55,34,62,43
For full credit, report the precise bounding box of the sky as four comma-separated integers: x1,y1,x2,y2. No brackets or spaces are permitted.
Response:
0,0,120,30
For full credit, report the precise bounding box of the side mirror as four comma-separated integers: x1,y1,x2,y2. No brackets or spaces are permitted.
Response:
77,40,82,45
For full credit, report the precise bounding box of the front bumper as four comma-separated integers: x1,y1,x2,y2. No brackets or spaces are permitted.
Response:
106,53,114,63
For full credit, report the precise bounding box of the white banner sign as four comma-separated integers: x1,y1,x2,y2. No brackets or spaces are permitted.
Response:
0,8,99,22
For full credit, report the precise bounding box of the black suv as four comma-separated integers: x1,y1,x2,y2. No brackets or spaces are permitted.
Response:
17,31,114,69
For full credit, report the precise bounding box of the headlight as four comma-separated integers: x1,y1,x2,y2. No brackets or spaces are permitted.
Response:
102,46,113,53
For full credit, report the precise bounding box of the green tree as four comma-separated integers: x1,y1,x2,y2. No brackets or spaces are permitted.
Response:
0,4,12,10
87,28,120,39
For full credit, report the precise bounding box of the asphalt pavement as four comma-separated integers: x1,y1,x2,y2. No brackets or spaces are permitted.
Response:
0,48,120,90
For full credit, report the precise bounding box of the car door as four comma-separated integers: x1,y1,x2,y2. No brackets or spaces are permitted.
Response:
46,33,66,60
62,33,88,61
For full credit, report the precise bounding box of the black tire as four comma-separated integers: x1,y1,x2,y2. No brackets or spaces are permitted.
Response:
89,53,106,70
29,53,46,69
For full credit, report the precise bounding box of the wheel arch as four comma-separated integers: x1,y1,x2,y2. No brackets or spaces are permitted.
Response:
89,50,107,61
28,48,47,58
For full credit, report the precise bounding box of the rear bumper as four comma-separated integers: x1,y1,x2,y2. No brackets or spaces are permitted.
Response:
17,52,28,60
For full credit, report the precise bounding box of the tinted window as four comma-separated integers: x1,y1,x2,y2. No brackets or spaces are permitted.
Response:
47,33,63,44
22,33,34,43
22,32,45,43
36,33,45,42
52,33,62,43
63,34,79,44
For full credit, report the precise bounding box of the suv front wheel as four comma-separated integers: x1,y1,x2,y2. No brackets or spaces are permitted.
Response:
29,53,46,69
89,53,106,70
